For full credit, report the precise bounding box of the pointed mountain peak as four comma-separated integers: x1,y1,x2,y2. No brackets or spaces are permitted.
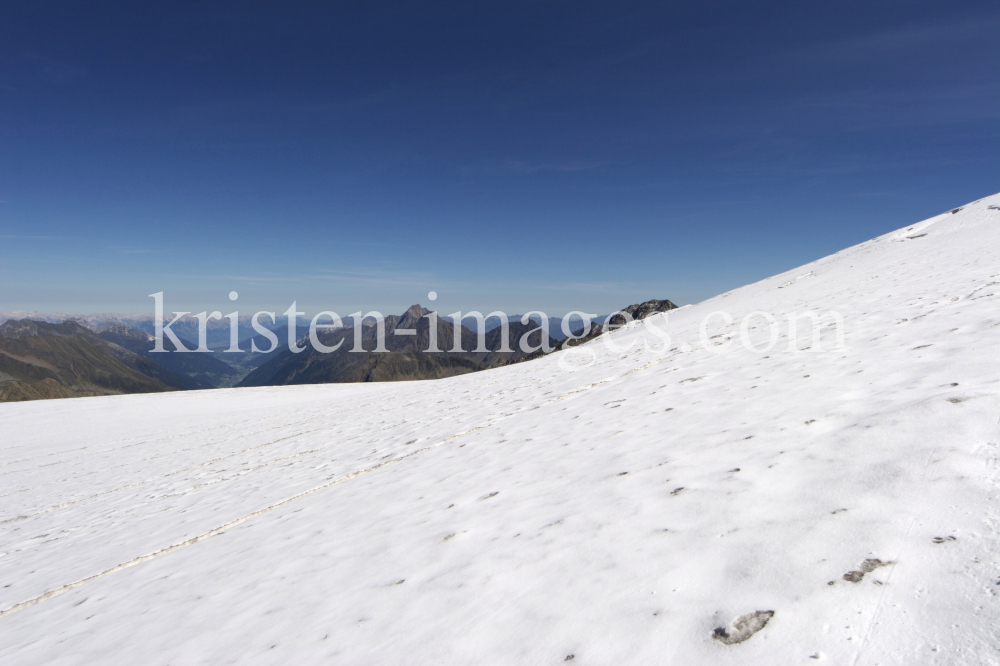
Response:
396,304,432,329
404,304,430,318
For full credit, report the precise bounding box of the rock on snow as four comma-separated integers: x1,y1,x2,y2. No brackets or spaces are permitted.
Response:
2,195,1000,665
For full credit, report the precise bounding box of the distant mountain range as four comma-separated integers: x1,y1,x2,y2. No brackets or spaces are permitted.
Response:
0,300,677,401
238,304,559,387
0,320,191,401
0,312,274,349
239,300,677,388
93,323,242,389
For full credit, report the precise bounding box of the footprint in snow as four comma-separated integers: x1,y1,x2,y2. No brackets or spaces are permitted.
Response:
712,610,774,645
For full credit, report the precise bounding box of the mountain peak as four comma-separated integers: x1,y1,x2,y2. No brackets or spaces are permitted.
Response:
397,304,431,329
404,304,430,318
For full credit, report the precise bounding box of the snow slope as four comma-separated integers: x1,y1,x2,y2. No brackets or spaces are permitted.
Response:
1,195,999,665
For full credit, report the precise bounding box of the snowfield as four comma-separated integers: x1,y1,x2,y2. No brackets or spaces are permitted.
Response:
2,196,1000,665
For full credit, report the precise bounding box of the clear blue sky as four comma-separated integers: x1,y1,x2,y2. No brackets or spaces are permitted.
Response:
1,1,998,317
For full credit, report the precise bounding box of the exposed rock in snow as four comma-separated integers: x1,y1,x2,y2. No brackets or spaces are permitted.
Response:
713,610,774,645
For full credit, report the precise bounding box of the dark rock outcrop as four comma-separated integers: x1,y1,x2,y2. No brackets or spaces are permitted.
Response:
549,298,679,353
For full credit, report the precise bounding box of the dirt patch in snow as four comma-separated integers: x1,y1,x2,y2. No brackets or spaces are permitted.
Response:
842,558,890,583
712,610,774,645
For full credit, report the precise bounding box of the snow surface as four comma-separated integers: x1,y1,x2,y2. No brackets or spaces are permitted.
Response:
2,195,1000,665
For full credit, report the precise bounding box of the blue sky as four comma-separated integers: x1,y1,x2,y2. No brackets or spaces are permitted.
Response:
1,1,998,317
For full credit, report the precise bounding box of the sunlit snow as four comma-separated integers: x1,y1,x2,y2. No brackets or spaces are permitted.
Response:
2,196,999,664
